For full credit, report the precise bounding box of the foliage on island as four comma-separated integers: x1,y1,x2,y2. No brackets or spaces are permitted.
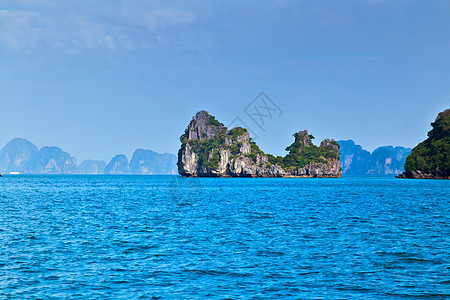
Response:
267,132,340,169
178,112,340,171
403,109,449,178
178,114,230,169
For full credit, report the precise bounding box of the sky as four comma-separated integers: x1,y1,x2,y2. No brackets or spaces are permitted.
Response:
1,0,449,163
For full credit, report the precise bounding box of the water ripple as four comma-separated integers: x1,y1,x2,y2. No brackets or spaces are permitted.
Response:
0,175,449,299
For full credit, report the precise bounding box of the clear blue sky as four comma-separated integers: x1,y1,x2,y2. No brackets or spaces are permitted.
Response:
1,0,449,162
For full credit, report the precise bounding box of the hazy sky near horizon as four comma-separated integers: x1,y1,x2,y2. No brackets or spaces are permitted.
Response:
1,0,449,162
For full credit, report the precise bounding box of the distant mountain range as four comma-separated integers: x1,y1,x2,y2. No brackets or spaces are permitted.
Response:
0,138,177,175
337,140,412,175
0,138,411,176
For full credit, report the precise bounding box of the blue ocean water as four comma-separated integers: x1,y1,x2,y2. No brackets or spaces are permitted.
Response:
0,175,448,299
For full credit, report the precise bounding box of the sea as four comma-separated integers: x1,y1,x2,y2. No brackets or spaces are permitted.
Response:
0,175,448,299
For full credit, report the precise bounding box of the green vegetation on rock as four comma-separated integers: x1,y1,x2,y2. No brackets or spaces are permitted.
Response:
207,116,222,127
244,139,265,162
229,127,247,141
187,128,227,169
267,132,339,169
178,111,341,177
403,109,450,178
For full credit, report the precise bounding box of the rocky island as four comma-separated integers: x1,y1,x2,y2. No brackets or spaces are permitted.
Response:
398,108,449,179
177,110,341,177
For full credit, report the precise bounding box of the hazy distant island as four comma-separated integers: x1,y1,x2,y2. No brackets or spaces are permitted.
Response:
177,110,342,177
0,138,177,175
337,140,411,175
398,108,449,179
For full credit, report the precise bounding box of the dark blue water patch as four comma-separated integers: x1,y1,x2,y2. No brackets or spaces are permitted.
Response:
0,175,449,299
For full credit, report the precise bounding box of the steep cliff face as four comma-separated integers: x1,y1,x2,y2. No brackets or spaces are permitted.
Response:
0,139,77,174
338,140,371,174
77,160,107,174
129,149,177,175
399,108,449,179
38,146,77,174
368,146,412,175
338,140,412,175
104,155,131,174
177,111,341,177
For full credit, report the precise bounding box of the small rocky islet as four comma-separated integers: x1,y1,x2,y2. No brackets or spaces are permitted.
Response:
177,110,342,177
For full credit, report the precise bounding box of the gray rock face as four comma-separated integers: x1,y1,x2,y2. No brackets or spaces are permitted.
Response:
77,160,106,174
129,149,177,175
38,146,77,174
337,140,412,175
104,155,131,174
297,130,313,147
186,110,227,140
397,170,443,179
369,146,412,175
338,140,371,175
178,111,342,177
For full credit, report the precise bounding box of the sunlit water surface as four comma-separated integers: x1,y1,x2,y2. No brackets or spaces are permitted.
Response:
0,175,449,299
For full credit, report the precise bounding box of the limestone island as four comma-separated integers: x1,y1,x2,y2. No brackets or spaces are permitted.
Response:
398,108,449,179
177,111,342,177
